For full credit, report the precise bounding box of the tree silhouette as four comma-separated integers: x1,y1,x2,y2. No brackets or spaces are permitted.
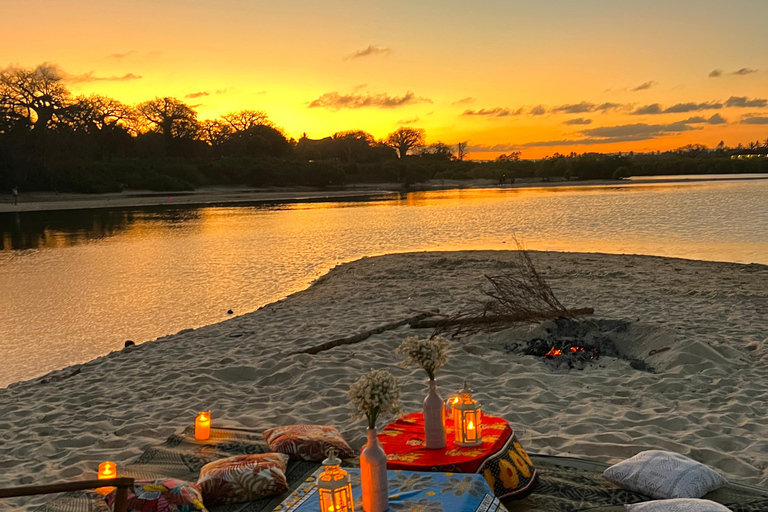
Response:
0,64,72,130
456,141,468,161
221,109,271,131
137,97,199,150
332,130,375,163
386,127,425,158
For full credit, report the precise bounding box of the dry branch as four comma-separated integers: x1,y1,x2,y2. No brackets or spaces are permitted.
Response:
410,308,594,329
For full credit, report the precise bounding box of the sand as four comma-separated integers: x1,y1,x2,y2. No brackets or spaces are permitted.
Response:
1,250,767,510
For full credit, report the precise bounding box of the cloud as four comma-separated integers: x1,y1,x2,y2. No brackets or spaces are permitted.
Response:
708,69,723,78
185,91,210,99
345,45,391,60
681,114,727,125
732,68,757,75
215,89,229,95
582,122,697,139
462,107,522,117
563,118,592,125
352,83,368,91
633,101,722,114
741,115,768,125
397,117,420,125
65,72,142,83
631,81,657,91
707,114,727,124
551,102,624,114
307,91,431,109
106,51,137,61
724,96,767,108
530,105,547,116
453,97,476,105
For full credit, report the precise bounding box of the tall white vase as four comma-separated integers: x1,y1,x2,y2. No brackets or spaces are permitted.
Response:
360,428,389,512
423,379,446,449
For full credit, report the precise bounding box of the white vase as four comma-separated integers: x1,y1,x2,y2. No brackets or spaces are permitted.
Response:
423,379,446,449
360,428,389,512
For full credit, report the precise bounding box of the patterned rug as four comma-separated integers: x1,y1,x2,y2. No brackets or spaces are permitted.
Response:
34,428,768,512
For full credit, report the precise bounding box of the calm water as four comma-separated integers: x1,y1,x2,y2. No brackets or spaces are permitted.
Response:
2,179,768,387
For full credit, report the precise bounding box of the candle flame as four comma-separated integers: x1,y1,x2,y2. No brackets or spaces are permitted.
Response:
468,420,475,429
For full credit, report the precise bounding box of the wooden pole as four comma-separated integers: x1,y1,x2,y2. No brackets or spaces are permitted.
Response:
0,478,134,512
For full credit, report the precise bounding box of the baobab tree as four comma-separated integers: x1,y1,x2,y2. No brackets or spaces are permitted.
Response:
0,64,72,130
221,109,271,132
386,127,425,158
137,97,199,149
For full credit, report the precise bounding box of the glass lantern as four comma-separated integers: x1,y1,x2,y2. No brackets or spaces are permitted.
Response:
316,450,354,512
453,380,482,447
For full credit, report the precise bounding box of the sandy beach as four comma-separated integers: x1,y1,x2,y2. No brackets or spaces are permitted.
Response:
2,250,768,510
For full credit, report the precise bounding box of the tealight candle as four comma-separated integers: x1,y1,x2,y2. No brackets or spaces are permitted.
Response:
98,461,116,480
195,411,211,440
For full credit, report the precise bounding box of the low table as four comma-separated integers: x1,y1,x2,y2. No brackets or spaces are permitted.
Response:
273,468,507,512
378,412,537,499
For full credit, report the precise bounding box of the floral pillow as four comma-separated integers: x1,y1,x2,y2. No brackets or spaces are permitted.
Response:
197,453,290,506
626,498,732,512
262,425,355,461
603,450,727,499
104,478,206,512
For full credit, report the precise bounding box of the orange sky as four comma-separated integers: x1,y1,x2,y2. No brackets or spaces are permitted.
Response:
2,0,768,159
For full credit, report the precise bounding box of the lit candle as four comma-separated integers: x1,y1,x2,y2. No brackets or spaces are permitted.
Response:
467,419,476,440
98,461,116,480
195,411,211,440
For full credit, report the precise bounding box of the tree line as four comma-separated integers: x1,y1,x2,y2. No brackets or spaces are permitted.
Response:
1,64,766,194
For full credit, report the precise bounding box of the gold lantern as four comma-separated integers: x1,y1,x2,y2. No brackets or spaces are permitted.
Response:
453,380,482,447
316,450,354,512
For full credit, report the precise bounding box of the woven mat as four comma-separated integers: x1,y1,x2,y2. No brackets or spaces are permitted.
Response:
35,428,768,512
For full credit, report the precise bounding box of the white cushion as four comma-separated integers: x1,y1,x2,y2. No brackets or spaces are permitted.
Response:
603,450,727,499
626,498,732,512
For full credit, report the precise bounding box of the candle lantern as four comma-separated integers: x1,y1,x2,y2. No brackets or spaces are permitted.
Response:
452,381,482,447
316,449,354,512
98,461,117,480
195,411,211,440
445,395,460,413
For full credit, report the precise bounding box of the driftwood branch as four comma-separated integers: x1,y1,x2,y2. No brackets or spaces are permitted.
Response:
411,308,594,329
292,311,438,355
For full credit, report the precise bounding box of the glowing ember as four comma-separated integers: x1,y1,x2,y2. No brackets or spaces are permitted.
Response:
544,347,562,357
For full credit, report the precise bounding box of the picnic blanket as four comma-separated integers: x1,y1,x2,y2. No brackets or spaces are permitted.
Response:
35,427,768,512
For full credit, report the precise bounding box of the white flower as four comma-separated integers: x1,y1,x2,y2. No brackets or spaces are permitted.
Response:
348,369,401,429
396,336,450,380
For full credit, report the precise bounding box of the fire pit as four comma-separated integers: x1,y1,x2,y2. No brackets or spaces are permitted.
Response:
505,317,655,372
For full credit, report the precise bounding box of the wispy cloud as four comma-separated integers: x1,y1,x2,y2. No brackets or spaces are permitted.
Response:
741,114,768,125
397,117,420,125
633,101,722,114
724,96,767,108
551,102,624,114
631,81,657,91
530,105,547,116
453,97,476,105
708,69,723,78
65,71,142,83
345,45,391,60
185,91,209,99
732,68,758,75
307,91,431,109
681,114,727,125
106,51,137,61
563,118,592,125
582,122,697,139
462,107,522,117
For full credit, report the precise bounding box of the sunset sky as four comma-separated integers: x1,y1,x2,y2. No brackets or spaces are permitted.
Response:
3,0,768,158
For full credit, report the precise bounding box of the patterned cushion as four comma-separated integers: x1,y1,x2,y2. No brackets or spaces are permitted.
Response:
197,453,290,506
262,425,355,461
627,498,732,512
104,478,206,512
602,450,727,499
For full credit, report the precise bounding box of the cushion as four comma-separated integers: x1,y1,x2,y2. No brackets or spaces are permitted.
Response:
262,425,354,461
197,452,290,506
626,498,732,512
603,450,727,499
105,478,206,512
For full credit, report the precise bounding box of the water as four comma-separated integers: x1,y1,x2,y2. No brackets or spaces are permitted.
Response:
2,179,767,387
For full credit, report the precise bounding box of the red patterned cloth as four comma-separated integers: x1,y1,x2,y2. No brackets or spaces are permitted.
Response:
378,412,537,499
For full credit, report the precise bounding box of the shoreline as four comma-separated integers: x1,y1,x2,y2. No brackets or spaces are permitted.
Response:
2,175,767,214
2,250,767,510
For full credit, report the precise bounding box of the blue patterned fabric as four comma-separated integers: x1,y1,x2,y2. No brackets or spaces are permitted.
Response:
274,468,507,512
